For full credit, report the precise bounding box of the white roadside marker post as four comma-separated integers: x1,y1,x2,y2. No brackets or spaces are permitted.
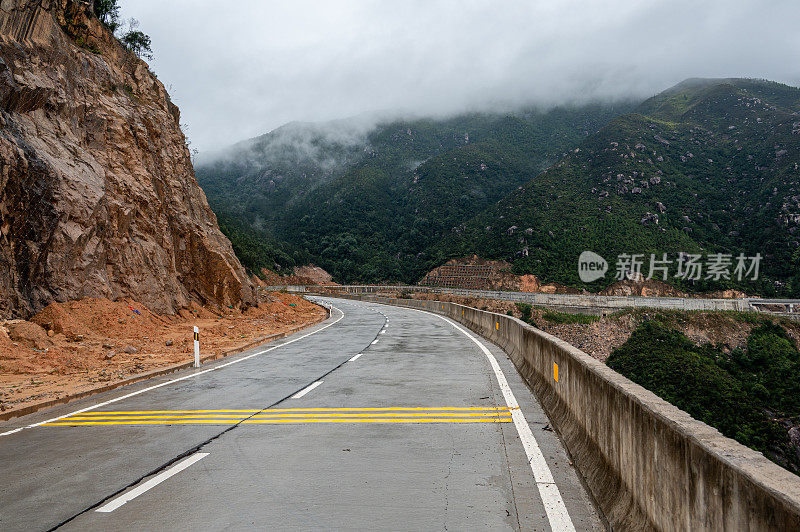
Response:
193,326,200,368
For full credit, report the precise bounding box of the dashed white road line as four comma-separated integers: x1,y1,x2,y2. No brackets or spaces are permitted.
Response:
95,453,209,513
371,339,379,345
0,304,345,438
348,353,363,362
291,380,324,399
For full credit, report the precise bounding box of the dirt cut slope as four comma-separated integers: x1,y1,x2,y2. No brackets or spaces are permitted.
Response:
0,292,325,413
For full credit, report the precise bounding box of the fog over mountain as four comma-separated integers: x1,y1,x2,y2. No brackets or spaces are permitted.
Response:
122,0,800,151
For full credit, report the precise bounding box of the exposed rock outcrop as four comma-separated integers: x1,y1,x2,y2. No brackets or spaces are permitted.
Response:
419,255,581,293
257,264,335,287
599,278,687,298
0,0,255,317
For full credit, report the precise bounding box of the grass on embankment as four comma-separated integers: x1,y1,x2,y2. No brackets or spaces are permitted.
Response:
512,303,600,326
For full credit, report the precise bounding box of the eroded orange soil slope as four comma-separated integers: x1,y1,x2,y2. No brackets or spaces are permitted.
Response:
0,292,325,414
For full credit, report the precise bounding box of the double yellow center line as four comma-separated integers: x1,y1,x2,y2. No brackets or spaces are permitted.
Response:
44,406,515,426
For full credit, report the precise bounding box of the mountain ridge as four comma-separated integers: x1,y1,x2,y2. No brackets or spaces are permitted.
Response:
197,77,800,296
197,103,634,282
445,77,800,295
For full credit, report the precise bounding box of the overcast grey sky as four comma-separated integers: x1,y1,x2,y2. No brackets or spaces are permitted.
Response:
120,0,800,152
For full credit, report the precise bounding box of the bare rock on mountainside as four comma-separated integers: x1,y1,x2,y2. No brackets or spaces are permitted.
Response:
258,264,336,286
599,278,687,298
293,265,334,285
420,256,581,293
0,0,255,318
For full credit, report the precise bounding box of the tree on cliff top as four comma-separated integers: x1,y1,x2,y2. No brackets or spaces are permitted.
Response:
94,0,120,32
92,2,153,60
120,18,153,60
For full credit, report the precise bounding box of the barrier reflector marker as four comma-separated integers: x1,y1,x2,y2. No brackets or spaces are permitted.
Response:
553,362,559,382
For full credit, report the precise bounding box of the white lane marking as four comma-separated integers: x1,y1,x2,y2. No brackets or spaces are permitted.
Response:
379,330,386,334
291,380,323,399
447,320,574,530
348,353,363,362
380,303,576,532
371,339,379,344
96,453,209,513
0,306,345,437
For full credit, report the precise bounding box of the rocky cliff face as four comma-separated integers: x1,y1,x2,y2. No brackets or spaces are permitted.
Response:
0,0,256,318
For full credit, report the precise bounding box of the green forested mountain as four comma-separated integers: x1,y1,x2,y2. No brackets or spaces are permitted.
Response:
196,119,369,272
446,79,800,296
196,104,632,281
197,78,800,295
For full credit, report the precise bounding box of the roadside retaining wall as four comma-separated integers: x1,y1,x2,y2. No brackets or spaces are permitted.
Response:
336,294,800,531
314,285,757,312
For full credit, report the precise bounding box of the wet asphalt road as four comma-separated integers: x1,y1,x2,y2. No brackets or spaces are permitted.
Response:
0,297,603,531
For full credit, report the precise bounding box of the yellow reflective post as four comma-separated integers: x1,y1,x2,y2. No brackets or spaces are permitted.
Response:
553,362,559,382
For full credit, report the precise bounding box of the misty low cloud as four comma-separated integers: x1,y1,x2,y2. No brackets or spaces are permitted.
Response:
122,0,800,151
198,115,377,169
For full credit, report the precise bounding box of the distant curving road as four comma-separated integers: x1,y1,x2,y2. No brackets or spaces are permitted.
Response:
0,298,602,531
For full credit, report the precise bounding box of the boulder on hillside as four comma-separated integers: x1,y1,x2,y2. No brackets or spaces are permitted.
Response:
641,212,659,225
